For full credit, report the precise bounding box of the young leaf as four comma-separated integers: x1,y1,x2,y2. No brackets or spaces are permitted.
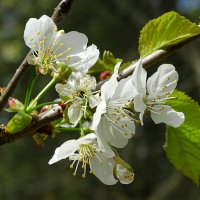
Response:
164,91,200,185
139,11,200,57
6,111,32,134
89,51,122,73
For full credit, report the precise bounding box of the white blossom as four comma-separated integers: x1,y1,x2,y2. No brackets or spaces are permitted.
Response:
24,15,99,75
48,133,118,185
56,75,100,124
91,62,136,157
116,163,134,184
132,60,185,127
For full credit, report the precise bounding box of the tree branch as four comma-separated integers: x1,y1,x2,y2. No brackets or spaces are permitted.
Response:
0,105,63,145
97,34,200,89
0,12,200,145
1,33,200,145
118,34,200,80
0,0,74,113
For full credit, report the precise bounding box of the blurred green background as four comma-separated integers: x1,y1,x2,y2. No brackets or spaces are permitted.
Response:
0,0,200,199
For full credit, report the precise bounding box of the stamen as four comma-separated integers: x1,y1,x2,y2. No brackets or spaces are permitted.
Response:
73,159,80,176
104,114,131,136
94,153,103,164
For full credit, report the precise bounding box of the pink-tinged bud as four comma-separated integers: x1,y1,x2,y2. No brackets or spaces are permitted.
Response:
7,98,24,110
40,105,51,113
59,103,67,110
8,98,17,108
99,71,112,80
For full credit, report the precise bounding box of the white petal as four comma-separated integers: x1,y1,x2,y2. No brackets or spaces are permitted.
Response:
89,152,118,185
68,71,83,81
147,64,178,99
151,105,185,127
108,111,135,138
134,94,146,125
56,31,88,54
24,15,56,50
77,133,97,145
68,101,83,124
89,94,100,108
68,44,99,74
91,99,107,130
131,59,147,95
48,139,78,164
55,83,75,97
97,116,128,148
101,62,121,101
110,76,136,103
116,164,134,184
95,128,115,158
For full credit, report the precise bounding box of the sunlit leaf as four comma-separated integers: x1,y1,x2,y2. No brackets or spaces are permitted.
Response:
164,91,200,185
139,11,200,57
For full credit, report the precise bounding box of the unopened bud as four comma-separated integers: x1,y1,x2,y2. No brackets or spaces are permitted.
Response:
115,163,134,184
8,98,24,110
99,71,112,80
59,103,67,110
114,156,134,184
8,98,16,108
40,105,52,113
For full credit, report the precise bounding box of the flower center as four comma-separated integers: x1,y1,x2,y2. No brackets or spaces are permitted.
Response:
69,144,95,178
30,29,72,74
78,91,86,98
145,79,177,114
105,106,135,137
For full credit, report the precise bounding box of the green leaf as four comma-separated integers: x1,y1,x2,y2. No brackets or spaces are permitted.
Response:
164,91,200,185
6,111,32,134
139,11,200,57
89,51,122,73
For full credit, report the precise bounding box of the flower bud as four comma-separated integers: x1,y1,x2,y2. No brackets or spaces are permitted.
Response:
8,98,24,110
99,71,112,81
114,156,134,184
40,105,52,113
8,98,16,108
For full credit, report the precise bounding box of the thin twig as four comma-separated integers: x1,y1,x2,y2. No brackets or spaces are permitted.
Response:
96,34,200,89
0,0,74,113
118,34,200,80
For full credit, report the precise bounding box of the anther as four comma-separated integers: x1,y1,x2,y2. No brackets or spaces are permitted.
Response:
66,56,71,61
82,174,86,178
70,164,74,169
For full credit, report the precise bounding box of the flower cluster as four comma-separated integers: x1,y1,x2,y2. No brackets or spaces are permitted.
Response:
23,15,184,185
49,60,184,185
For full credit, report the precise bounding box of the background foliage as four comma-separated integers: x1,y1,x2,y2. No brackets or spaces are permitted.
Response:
0,0,200,199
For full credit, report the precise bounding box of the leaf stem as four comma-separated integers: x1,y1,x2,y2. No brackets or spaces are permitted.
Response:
28,100,62,113
27,77,58,111
24,70,38,111
54,127,81,132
